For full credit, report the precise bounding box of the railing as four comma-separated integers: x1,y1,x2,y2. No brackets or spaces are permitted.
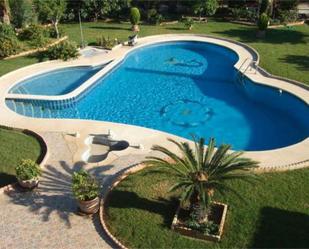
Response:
236,58,258,86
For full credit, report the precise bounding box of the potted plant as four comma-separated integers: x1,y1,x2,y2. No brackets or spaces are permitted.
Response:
72,170,100,214
15,159,41,189
184,17,194,30
143,137,258,242
130,7,141,32
257,13,269,38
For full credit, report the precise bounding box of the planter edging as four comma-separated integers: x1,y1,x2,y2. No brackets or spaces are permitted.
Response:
99,163,149,249
171,202,228,242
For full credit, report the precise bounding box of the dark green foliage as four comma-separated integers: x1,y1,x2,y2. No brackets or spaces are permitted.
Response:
260,0,269,15
194,0,218,18
0,36,20,57
9,0,37,28
278,9,298,24
258,13,269,30
19,24,47,47
15,159,41,181
0,23,20,57
0,23,15,37
147,8,163,25
228,0,246,8
48,25,64,38
278,0,298,11
183,17,194,30
47,40,79,61
130,7,140,25
230,8,257,22
34,0,66,39
72,170,100,201
143,137,258,213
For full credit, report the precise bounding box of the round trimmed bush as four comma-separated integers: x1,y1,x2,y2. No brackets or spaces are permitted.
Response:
130,7,141,25
258,13,269,31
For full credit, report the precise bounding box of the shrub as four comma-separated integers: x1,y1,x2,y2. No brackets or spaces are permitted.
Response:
48,25,65,39
260,0,269,15
47,41,79,61
0,36,20,58
183,17,194,30
15,159,41,181
258,13,269,30
19,24,48,47
278,10,298,24
96,36,119,49
230,8,257,22
147,8,163,25
72,170,100,201
130,7,141,25
0,23,16,37
204,0,219,16
0,24,20,58
278,0,298,11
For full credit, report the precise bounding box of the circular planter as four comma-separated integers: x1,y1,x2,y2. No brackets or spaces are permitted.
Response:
18,178,39,189
78,197,100,214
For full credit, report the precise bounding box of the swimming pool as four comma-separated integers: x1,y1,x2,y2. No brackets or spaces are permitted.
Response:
6,41,309,151
9,66,102,96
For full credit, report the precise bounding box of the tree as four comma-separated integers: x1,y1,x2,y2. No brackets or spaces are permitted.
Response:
9,0,37,28
130,7,140,32
34,0,66,39
259,0,269,15
278,0,298,10
143,137,258,222
0,0,10,24
78,0,131,21
194,0,218,21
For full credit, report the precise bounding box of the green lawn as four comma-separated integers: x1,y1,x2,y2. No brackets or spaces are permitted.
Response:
61,20,309,85
106,167,309,248
0,127,42,187
0,20,308,85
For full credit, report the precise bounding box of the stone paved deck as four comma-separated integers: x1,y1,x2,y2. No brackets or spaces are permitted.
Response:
0,132,149,249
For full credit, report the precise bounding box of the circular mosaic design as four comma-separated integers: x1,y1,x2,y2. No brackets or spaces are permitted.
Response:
160,99,214,128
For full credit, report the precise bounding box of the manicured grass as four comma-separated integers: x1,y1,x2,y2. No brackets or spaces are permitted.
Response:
0,55,42,78
1,20,308,86
61,20,309,85
0,127,42,187
106,167,309,248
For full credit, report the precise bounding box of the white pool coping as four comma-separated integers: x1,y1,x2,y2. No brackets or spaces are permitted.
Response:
0,34,308,170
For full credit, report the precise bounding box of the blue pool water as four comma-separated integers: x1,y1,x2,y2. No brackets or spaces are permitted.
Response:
6,41,309,151
9,66,102,95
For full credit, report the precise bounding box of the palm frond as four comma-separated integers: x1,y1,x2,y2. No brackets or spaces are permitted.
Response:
203,137,215,166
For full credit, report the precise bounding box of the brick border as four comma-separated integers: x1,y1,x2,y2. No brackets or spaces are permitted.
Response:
99,163,148,249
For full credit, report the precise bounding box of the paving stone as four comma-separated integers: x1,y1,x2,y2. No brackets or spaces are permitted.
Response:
0,132,152,249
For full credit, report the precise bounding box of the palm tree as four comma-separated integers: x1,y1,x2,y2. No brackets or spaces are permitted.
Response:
143,137,259,223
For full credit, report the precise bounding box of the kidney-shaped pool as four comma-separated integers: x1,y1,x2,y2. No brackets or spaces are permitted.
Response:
6,41,309,151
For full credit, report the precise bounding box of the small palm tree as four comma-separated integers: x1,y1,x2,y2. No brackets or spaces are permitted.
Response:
143,137,258,222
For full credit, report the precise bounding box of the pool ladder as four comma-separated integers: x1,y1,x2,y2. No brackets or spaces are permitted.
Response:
236,58,257,85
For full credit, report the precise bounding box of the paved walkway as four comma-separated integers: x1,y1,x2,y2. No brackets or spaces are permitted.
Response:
0,132,149,249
